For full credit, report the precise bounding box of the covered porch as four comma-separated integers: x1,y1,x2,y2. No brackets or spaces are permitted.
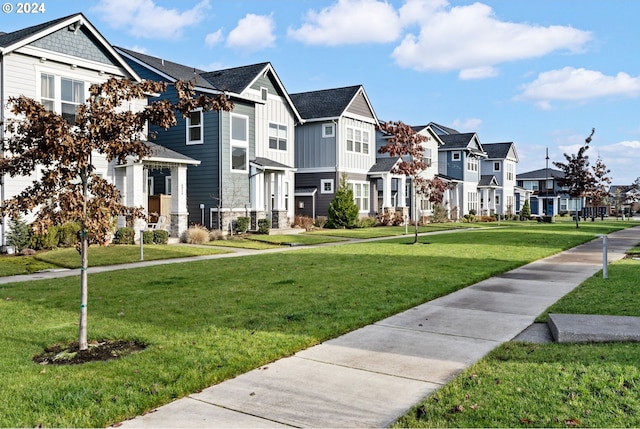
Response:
114,143,200,238
249,157,295,230
369,157,407,221
479,175,500,216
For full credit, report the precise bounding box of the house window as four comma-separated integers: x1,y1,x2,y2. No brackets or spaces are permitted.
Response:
467,192,478,212
495,195,500,205
321,179,334,194
351,181,370,212
506,163,514,181
322,123,335,138
420,198,433,211
452,151,461,161
269,123,287,150
523,180,538,191
165,176,172,195
61,77,84,124
230,114,248,172
41,73,55,112
546,179,554,189
493,162,500,172
467,157,478,172
186,110,203,144
424,148,432,166
261,87,268,101
346,127,370,154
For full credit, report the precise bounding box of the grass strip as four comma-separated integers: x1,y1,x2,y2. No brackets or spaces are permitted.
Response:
0,222,635,427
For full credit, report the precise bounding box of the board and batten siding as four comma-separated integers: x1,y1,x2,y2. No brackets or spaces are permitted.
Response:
337,117,376,173
295,122,337,169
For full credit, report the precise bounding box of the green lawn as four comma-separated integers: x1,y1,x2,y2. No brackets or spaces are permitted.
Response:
0,221,636,427
0,245,230,275
394,230,640,428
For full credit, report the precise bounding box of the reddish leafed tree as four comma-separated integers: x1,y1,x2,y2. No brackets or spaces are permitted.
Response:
553,129,596,228
377,120,431,243
0,77,233,350
586,155,611,220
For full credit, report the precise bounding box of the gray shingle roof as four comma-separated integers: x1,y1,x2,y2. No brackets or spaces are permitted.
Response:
251,157,293,170
116,47,216,90
290,85,361,120
201,63,270,94
145,142,199,164
516,168,564,180
439,132,476,149
483,142,513,159
479,175,499,186
0,13,78,48
369,157,400,173
429,122,460,136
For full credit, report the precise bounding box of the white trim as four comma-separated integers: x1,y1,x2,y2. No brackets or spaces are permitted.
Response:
165,176,172,195
186,109,203,145
452,151,461,161
322,123,335,138
320,179,334,194
230,113,249,172
268,122,288,151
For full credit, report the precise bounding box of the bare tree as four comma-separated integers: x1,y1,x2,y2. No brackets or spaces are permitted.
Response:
1,77,232,350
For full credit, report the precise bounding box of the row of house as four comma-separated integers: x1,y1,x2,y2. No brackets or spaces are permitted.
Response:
1,13,550,248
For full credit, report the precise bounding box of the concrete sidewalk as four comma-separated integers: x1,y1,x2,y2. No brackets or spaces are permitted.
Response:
115,226,640,428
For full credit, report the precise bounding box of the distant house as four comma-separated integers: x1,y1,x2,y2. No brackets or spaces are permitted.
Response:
516,168,570,216
291,85,379,219
117,48,303,232
481,142,519,216
608,185,639,217
0,13,198,248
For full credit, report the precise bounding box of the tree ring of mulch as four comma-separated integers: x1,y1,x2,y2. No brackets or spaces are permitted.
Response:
33,339,146,365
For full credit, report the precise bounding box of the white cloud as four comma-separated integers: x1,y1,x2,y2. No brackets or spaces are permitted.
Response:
205,29,224,48
451,118,482,131
391,1,591,78
227,14,276,52
519,67,640,107
288,0,401,45
93,0,210,40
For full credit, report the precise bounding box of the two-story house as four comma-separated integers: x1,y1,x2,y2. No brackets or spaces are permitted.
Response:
516,168,569,216
480,142,519,216
291,85,379,219
432,125,487,218
0,13,199,248
117,48,303,232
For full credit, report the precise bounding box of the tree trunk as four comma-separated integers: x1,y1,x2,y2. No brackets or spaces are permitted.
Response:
79,167,89,351
79,229,88,350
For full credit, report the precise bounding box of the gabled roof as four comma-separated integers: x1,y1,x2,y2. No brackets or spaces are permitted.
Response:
410,124,446,146
428,122,460,136
0,13,139,80
201,63,270,93
369,157,401,174
116,47,214,89
440,132,486,157
116,49,302,122
146,142,200,165
251,157,294,171
483,142,518,162
479,175,500,187
290,85,377,124
516,168,564,180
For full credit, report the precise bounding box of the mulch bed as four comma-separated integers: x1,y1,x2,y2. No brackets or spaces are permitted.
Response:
33,339,146,365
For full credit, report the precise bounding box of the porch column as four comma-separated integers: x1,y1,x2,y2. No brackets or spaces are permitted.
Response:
170,165,189,238
398,176,407,208
250,165,264,210
126,162,146,232
382,174,392,209
274,172,285,210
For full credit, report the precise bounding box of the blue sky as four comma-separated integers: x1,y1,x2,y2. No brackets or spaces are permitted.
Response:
3,0,640,184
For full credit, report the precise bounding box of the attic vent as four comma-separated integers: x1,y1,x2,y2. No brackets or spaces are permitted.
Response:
261,87,268,101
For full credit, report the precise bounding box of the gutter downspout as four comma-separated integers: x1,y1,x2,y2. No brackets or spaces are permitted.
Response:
218,111,223,230
0,55,6,251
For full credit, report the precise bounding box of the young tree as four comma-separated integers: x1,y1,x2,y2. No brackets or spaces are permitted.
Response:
422,176,452,223
327,173,359,228
0,77,233,350
377,120,429,243
586,155,611,220
520,199,531,220
553,129,596,228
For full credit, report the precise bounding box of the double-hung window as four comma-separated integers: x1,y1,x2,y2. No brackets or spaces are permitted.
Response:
230,114,248,172
40,73,85,125
268,123,287,150
187,110,203,144
467,157,478,172
351,181,370,212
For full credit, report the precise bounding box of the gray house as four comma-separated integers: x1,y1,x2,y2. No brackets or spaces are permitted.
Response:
117,48,303,232
481,142,519,216
291,85,379,219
